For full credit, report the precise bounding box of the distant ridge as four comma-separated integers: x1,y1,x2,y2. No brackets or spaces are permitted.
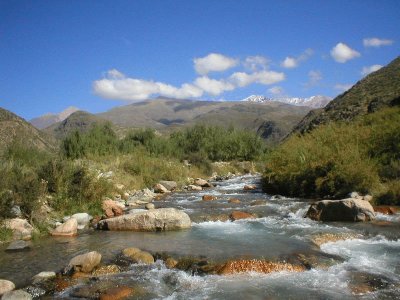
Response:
242,95,332,108
30,106,79,129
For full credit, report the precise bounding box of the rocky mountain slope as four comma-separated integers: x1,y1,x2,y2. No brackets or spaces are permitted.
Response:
30,106,79,129
0,107,57,155
293,56,400,134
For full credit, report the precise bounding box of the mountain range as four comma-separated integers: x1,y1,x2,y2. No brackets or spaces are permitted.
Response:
242,95,332,108
30,106,79,129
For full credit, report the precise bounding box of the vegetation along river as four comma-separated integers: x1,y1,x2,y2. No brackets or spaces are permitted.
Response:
1,175,399,299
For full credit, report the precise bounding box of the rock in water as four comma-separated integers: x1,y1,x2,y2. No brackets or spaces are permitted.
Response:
5,240,31,252
159,181,177,191
71,213,92,228
145,203,155,210
305,198,375,222
153,183,169,194
1,290,32,300
66,251,102,273
97,208,191,231
3,218,34,240
217,259,305,275
229,211,257,221
51,218,78,236
0,280,15,296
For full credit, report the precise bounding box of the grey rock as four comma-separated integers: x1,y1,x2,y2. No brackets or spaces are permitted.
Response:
159,181,177,191
305,198,375,222
6,240,31,252
98,208,191,231
10,206,22,217
66,251,102,273
1,290,32,300
32,271,56,284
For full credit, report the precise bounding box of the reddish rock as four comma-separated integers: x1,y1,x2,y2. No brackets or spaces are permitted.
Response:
202,195,217,201
229,211,256,221
373,206,398,215
228,198,241,204
217,259,305,275
243,184,257,191
99,286,134,300
153,183,169,194
102,199,123,218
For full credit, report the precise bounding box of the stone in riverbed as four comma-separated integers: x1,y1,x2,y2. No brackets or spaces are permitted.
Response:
229,211,257,221
102,199,124,218
243,184,257,191
250,199,267,206
228,198,241,204
0,280,15,296
373,206,398,215
5,240,31,252
92,265,120,276
309,232,362,247
32,271,56,284
51,218,77,237
1,290,32,300
194,178,212,187
99,286,134,300
153,183,169,194
202,195,217,201
217,259,305,275
97,208,191,231
122,247,154,264
159,181,177,191
66,251,102,273
3,218,34,240
305,198,375,222
145,203,155,210
165,257,178,269
71,213,92,228
187,185,202,191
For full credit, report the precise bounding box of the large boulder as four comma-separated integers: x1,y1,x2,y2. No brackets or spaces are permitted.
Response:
159,181,177,191
66,251,102,273
194,178,212,187
3,218,34,240
305,198,375,222
0,280,15,296
97,208,191,231
51,218,77,236
153,183,169,194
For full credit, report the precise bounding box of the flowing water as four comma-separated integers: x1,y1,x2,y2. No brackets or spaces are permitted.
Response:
1,175,399,299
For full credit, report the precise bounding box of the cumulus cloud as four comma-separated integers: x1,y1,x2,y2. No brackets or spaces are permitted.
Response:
361,64,383,76
268,86,284,95
243,55,269,71
194,53,238,75
330,43,360,63
93,70,203,101
281,49,313,68
230,70,285,87
334,83,352,92
194,76,235,96
363,38,393,47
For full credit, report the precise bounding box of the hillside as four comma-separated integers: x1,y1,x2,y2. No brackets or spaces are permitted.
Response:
0,107,57,155
293,56,400,134
98,98,310,143
30,106,79,129
44,110,111,140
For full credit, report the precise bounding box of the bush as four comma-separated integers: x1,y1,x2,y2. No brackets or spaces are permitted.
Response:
263,107,400,199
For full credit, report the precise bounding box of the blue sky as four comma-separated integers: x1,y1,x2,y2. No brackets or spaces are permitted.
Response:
0,0,399,120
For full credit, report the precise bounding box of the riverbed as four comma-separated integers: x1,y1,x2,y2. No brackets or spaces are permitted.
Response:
1,175,399,299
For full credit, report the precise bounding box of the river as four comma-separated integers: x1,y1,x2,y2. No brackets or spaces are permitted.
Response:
0,175,399,299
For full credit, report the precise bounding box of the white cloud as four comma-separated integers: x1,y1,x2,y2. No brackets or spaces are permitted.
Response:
330,43,360,63
334,83,352,92
230,70,285,87
282,57,297,68
93,70,203,101
363,38,393,47
194,53,238,75
194,76,235,96
281,49,313,68
243,55,269,71
268,86,284,95
361,64,383,76
308,70,322,86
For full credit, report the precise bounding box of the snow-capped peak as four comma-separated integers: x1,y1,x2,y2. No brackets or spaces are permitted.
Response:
242,95,332,108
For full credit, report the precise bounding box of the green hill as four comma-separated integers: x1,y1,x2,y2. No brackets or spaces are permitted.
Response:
0,107,57,155
293,56,400,134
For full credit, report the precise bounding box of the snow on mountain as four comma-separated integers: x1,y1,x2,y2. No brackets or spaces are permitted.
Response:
242,95,332,108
